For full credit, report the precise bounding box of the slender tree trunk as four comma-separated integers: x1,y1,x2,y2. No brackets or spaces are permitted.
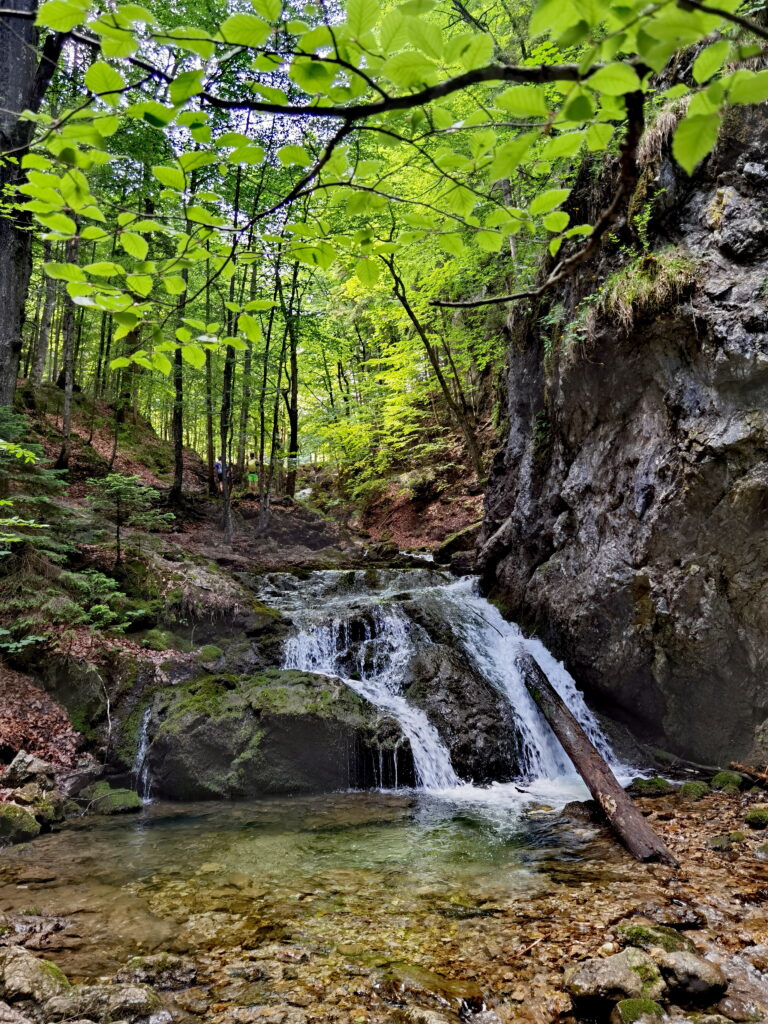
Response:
54,237,78,469
169,270,188,505
31,241,57,392
277,263,300,498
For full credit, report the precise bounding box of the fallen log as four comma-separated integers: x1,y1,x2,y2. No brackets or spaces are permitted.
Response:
518,652,679,867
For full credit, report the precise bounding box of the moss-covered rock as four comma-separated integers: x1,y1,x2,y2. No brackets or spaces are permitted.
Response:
196,644,223,663
81,781,142,814
745,804,768,829
680,780,710,801
566,948,666,1008
711,770,743,791
147,668,412,800
140,628,191,652
616,918,696,953
0,803,41,844
610,998,664,1024
629,777,677,797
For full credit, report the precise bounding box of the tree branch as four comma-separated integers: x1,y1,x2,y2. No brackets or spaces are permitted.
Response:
431,90,646,309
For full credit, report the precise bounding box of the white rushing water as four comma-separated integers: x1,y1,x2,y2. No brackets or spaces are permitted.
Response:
268,567,624,797
132,706,153,802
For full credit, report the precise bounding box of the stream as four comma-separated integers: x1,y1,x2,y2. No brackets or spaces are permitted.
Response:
0,565,641,1021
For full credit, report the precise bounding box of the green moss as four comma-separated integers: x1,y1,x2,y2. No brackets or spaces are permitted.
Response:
680,781,710,801
745,805,768,830
141,628,191,652
611,998,664,1023
630,776,677,797
712,770,743,791
617,919,695,953
197,644,223,663
0,803,41,843
82,782,142,814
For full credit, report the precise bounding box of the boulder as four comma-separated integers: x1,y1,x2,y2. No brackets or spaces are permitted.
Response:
0,946,70,1003
0,805,40,845
0,1002,34,1024
658,951,727,1003
628,777,677,798
402,646,518,783
711,771,743,792
80,783,142,815
114,953,196,990
565,948,666,1008
609,999,664,1024
378,962,484,1016
679,781,710,801
45,983,160,1023
1,753,55,791
744,805,768,830
147,669,414,799
616,918,697,953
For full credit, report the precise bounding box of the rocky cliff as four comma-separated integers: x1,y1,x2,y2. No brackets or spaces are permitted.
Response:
479,105,768,765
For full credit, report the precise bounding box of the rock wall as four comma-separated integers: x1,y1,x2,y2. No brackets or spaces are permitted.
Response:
479,106,768,765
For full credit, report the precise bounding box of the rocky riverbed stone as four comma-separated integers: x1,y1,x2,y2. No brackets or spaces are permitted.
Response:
565,948,666,1007
45,982,160,1023
658,951,727,1002
378,962,485,1016
0,806,40,845
114,953,196,990
609,998,664,1024
0,1002,33,1024
0,946,70,1003
0,754,55,791
616,918,697,954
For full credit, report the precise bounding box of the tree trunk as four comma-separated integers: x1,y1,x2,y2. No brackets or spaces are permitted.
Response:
54,237,78,469
0,11,64,405
169,271,188,505
518,652,679,866
277,263,300,498
31,241,57,391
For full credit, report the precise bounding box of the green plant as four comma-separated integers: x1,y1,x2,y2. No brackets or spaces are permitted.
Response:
86,474,175,566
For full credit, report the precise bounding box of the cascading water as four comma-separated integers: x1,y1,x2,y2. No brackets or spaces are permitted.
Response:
258,566,622,794
132,706,153,802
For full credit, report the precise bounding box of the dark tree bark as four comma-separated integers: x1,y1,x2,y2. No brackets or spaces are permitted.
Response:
277,263,300,498
54,236,78,469
0,10,65,405
169,269,188,505
518,652,679,866
31,240,57,391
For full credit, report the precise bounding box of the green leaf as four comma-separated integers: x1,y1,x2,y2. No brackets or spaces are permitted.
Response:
178,151,218,173
495,85,549,117
456,32,493,71
586,123,614,151
163,276,187,294
346,0,380,36
586,63,642,96
180,345,206,369
489,132,536,180
219,13,270,47
409,16,442,59
238,313,262,343
109,356,132,369
84,61,125,104
120,232,149,259
289,56,337,94
382,52,437,88
529,188,570,215
44,262,87,282
244,299,277,311
543,210,570,232
355,257,380,286
36,0,83,31
541,131,585,159
126,274,153,296
37,212,77,235
672,112,721,174
693,40,730,84
228,146,265,165
126,101,175,126
726,69,768,105
152,165,185,190
476,230,503,253
252,0,282,20
170,69,205,104
84,261,125,277
151,351,172,375
277,145,312,167
291,241,337,270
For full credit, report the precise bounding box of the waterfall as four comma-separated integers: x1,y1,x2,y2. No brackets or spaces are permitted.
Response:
263,567,621,793
132,706,153,802
284,604,460,789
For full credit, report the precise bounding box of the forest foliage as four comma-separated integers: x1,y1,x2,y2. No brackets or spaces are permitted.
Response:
1,0,768,515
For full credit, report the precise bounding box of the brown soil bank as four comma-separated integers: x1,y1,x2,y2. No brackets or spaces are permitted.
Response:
479,106,768,766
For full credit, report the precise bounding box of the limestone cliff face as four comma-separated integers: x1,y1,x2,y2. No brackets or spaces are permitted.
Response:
479,106,768,765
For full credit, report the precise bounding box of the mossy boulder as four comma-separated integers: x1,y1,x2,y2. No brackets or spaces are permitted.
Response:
629,777,677,797
680,781,710,801
745,804,768,829
81,782,142,814
711,770,743,792
140,628,190,652
196,644,223,664
0,804,41,844
147,669,413,799
0,945,71,1002
566,948,666,1009
616,918,696,954
610,998,664,1024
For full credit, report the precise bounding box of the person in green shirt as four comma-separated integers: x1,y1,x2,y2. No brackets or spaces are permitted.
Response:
246,453,258,496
